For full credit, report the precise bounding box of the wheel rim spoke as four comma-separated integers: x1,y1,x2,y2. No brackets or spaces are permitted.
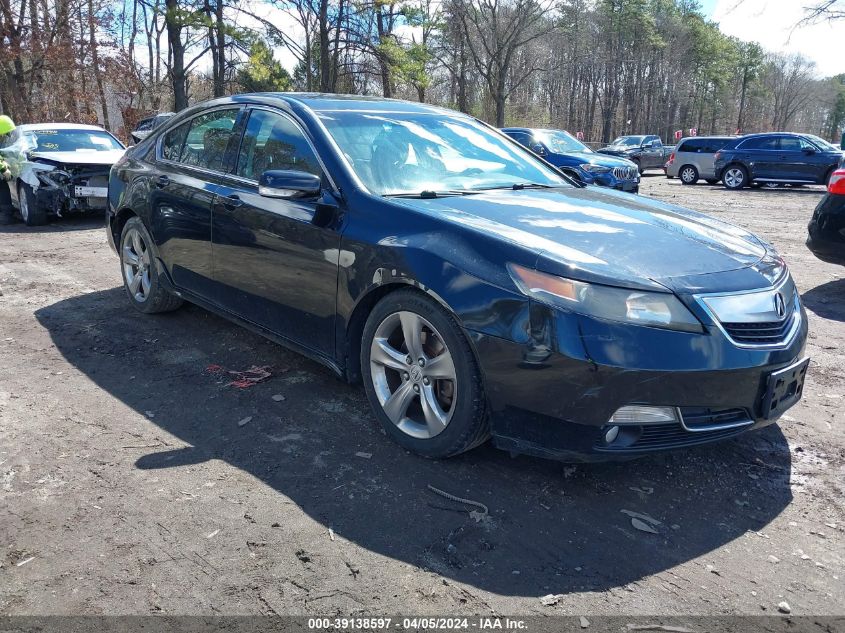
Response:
371,338,408,371
140,270,151,296
129,270,142,294
420,385,448,436
132,231,144,256
123,246,139,267
382,380,416,424
425,350,455,381
399,312,424,361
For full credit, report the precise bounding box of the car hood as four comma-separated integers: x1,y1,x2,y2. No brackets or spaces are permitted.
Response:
391,187,773,293
29,149,125,166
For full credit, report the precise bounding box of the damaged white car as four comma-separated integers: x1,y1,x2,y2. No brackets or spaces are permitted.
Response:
0,123,125,226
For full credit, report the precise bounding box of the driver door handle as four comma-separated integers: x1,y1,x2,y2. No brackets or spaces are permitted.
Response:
221,194,243,210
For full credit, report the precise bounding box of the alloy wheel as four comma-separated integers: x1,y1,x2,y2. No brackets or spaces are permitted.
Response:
369,310,457,439
122,227,152,302
681,167,696,183
724,168,745,188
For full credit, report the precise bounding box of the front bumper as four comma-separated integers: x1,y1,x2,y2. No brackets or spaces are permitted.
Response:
807,194,845,266
470,297,808,462
581,169,639,193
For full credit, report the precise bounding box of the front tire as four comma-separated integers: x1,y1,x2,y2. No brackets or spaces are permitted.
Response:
723,165,748,190
119,217,183,314
361,290,489,458
680,165,699,185
18,182,47,226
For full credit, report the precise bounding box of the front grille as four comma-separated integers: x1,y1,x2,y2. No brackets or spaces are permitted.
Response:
612,166,637,180
723,314,795,344
595,422,748,453
679,407,753,430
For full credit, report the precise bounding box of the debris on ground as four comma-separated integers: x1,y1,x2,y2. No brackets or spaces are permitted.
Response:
237,416,252,427
579,616,590,628
427,485,489,523
205,364,274,389
622,509,662,534
778,601,791,614
328,528,335,541
15,557,35,567
272,394,286,402
355,451,372,459
540,593,563,606
206,530,219,539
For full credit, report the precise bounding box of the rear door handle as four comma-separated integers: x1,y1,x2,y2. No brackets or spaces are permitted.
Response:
221,194,243,209
155,175,170,188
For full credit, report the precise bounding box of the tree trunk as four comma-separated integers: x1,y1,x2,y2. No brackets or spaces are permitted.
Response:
165,0,188,110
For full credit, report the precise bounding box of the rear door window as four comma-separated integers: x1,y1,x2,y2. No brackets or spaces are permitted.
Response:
739,136,779,150
181,109,239,172
678,139,702,153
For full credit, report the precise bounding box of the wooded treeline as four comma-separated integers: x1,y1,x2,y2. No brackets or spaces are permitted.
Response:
1,0,844,143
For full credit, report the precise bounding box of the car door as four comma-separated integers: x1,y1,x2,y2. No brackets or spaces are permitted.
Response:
645,136,663,168
740,136,780,180
210,106,342,356
149,106,243,299
775,136,813,182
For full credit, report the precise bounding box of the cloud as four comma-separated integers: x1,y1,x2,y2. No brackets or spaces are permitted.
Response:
712,0,845,77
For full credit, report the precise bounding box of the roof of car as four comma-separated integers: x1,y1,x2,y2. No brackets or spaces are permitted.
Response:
250,92,457,115
18,123,107,132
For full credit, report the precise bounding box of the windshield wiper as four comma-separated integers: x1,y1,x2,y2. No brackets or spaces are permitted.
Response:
472,182,560,192
383,189,479,199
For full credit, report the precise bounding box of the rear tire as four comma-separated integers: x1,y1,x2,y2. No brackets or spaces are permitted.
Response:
723,165,748,190
18,181,48,226
361,289,489,459
680,165,699,185
119,216,183,314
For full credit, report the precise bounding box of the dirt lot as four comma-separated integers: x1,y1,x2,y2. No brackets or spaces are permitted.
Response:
1,175,843,617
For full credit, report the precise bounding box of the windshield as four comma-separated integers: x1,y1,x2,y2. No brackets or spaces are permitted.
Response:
536,130,591,154
610,136,645,147
318,111,570,196
805,134,839,151
25,129,124,152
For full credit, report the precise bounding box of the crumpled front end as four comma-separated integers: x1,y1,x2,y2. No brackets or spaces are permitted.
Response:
21,159,111,216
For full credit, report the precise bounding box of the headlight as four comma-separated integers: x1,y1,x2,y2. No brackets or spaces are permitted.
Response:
508,264,703,332
580,164,611,174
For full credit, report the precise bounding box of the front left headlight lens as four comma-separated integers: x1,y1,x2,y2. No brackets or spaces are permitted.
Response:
509,264,703,333
580,163,611,174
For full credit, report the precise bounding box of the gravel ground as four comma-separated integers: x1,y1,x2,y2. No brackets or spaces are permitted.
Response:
0,175,842,616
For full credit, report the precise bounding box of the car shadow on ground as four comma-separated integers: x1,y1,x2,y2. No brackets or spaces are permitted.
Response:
802,278,845,322
0,214,104,234
36,288,794,597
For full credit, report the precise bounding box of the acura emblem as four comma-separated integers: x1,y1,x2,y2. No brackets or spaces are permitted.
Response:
773,292,786,319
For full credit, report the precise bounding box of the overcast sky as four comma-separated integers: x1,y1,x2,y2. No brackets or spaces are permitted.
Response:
704,0,845,77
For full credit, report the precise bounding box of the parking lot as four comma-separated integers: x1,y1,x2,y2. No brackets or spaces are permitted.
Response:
1,175,843,616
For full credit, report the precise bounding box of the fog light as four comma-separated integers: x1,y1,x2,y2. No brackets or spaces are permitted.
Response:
604,425,620,444
608,405,679,425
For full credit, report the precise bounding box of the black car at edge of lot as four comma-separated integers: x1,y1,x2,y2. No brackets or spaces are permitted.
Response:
107,93,809,463
714,132,843,190
807,161,845,266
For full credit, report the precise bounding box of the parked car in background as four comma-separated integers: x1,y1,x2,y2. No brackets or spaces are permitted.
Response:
0,123,125,225
597,135,671,173
714,132,844,190
502,127,640,193
665,136,735,185
107,93,808,463
807,159,845,266
130,112,175,144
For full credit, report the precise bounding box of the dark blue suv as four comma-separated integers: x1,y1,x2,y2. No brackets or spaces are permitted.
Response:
714,132,843,190
503,127,640,193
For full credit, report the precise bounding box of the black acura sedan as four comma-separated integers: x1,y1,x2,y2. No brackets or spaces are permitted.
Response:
107,94,809,462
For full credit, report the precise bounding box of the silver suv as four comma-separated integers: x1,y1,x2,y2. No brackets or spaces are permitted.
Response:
666,136,735,185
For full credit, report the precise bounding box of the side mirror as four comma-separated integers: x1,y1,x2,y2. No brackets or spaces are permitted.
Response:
259,169,321,199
